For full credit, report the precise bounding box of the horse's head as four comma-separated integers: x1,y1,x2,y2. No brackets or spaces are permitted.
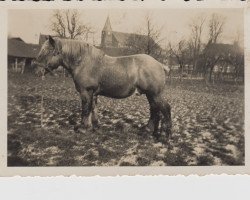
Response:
36,36,63,75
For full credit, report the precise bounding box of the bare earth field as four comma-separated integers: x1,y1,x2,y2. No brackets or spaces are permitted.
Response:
7,73,244,166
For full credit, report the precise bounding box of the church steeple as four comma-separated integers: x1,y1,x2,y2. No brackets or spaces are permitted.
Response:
101,16,113,47
102,16,112,32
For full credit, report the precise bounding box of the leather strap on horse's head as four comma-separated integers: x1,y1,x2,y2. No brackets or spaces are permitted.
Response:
52,41,61,56
34,61,55,76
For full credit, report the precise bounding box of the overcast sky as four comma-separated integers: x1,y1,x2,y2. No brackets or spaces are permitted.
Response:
8,9,244,47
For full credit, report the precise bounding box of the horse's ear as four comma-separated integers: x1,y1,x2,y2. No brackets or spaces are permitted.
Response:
48,35,55,48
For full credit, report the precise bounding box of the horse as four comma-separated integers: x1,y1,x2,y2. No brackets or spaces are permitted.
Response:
36,36,172,139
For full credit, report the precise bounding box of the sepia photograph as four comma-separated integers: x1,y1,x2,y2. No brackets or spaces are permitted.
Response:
6,8,245,168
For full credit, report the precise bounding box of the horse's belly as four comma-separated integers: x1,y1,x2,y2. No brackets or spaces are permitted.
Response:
99,84,136,99
99,68,137,98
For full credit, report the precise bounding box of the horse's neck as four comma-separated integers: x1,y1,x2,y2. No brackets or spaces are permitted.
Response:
61,61,74,76
60,43,105,75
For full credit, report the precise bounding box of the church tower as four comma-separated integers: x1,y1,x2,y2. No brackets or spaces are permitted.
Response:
101,16,113,47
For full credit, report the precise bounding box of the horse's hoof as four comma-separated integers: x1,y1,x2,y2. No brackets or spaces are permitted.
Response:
92,122,100,130
161,128,172,141
141,125,154,133
74,125,80,132
92,125,100,132
74,125,85,133
78,127,87,134
153,132,161,142
74,125,92,134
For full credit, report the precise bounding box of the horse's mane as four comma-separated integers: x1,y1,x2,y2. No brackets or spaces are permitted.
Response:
54,38,104,65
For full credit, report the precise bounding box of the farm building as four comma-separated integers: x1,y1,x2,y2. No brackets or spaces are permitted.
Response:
203,42,244,75
8,38,40,73
100,16,159,57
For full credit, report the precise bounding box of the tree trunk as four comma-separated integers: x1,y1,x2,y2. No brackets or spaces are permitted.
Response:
180,65,183,82
15,58,18,73
209,65,215,83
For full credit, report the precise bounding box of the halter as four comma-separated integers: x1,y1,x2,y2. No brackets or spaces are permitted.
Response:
34,61,55,76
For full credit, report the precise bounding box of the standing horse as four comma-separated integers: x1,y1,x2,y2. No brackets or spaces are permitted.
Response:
36,36,172,139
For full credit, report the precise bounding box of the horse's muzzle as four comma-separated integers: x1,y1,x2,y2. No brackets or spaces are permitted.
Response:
33,60,55,76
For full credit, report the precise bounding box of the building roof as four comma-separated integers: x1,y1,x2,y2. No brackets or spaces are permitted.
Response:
204,42,243,56
102,16,156,48
10,37,24,42
102,16,112,32
112,31,155,47
39,34,48,46
8,38,40,58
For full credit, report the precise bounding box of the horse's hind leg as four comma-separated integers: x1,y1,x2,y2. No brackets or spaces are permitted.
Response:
154,94,172,140
145,94,161,134
91,95,99,129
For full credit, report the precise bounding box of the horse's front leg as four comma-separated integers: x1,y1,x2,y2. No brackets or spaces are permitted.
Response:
78,89,93,132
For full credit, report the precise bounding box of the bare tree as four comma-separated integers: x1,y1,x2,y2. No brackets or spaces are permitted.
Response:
208,13,225,44
188,15,206,74
196,13,226,83
144,13,162,55
168,40,189,81
125,12,165,62
50,10,94,40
